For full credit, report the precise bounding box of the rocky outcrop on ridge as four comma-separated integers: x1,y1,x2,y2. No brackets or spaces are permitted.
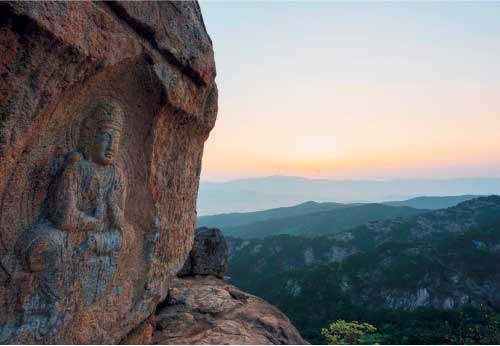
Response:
153,276,308,345
151,227,308,345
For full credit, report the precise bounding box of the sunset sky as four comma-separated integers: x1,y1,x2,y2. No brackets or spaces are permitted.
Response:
199,1,500,182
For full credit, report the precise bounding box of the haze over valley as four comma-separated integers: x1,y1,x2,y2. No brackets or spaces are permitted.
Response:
197,175,495,215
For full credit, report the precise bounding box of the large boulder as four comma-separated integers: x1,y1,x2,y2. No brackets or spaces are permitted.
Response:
164,227,308,345
178,227,228,278
0,2,217,344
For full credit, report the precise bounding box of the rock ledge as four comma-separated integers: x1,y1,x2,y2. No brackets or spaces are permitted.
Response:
153,275,308,345
142,227,308,345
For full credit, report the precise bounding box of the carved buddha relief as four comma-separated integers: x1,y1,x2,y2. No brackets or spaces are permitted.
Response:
16,99,133,339
50,100,127,260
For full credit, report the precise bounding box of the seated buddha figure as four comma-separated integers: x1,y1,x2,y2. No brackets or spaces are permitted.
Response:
49,100,128,304
16,100,131,339
50,100,126,260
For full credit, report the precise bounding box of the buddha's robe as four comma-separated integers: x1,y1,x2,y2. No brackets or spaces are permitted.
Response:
17,153,129,338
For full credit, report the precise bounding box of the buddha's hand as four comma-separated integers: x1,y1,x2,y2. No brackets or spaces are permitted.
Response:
106,191,124,230
81,234,98,254
94,231,121,257
94,189,108,217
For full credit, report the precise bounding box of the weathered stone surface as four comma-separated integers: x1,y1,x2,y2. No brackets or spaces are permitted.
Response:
0,1,217,344
153,226,307,345
152,276,309,345
122,223,308,344
106,1,215,86
178,227,228,278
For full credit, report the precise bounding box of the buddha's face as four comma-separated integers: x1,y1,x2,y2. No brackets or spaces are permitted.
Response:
90,127,121,166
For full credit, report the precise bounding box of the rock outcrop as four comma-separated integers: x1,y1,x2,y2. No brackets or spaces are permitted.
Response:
178,227,228,278
152,227,308,345
153,276,308,345
0,2,217,344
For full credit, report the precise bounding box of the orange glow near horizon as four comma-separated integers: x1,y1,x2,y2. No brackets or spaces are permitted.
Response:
201,80,500,181
199,2,500,182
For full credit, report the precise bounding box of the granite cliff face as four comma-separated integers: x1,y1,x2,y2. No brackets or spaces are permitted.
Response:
0,2,217,343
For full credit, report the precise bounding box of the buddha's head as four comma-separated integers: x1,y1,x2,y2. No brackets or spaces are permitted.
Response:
82,100,124,166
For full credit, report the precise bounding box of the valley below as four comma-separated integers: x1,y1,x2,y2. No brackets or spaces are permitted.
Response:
199,195,500,344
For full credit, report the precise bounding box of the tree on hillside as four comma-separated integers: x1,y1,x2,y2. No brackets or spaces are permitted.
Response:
321,320,382,345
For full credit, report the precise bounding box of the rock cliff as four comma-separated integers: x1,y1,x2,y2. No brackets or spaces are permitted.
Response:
0,2,217,344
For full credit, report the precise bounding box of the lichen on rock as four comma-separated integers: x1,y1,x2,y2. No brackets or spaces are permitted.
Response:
0,1,217,344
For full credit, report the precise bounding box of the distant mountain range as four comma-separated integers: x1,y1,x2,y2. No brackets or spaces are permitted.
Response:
197,175,497,215
199,202,426,238
383,194,480,210
198,201,347,229
227,196,500,292
197,195,480,238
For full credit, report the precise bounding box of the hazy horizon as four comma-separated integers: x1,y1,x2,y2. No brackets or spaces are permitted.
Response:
199,1,500,182
197,175,500,215
200,174,500,184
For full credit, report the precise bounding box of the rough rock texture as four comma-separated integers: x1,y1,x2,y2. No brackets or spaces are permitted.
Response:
153,276,308,345
0,2,217,344
178,227,228,278
127,227,308,345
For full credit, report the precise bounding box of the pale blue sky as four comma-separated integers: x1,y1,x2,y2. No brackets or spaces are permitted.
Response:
199,1,500,181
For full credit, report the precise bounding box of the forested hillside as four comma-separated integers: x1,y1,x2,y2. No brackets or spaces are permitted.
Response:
226,196,500,343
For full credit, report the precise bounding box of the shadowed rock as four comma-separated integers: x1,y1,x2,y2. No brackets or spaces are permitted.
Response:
178,227,228,278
